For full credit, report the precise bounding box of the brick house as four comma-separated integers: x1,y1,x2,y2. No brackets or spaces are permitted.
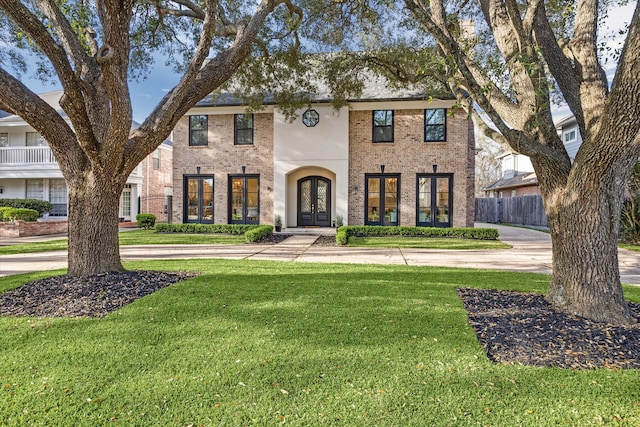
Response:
139,142,173,223
172,87,476,229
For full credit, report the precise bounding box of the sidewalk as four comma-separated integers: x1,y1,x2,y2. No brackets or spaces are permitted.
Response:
1,224,638,285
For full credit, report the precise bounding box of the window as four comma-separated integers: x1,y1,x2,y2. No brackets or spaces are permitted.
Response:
26,179,44,200
0,133,8,147
372,110,394,142
563,128,577,143
229,175,260,224
26,132,47,146
119,184,132,220
424,109,446,142
365,174,400,225
189,115,208,146
49,179,68,216
234,114,254,145
184,175,214,223
152,148,160,169
417,174,453,227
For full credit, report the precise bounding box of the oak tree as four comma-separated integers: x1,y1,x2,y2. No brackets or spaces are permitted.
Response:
0,0,301,276
314,0,640,324
421,0,639,323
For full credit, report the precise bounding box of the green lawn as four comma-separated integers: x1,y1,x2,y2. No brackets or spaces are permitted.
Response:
0,229,247,255
347,236,511,249
1,260,639,426
620,243,640,253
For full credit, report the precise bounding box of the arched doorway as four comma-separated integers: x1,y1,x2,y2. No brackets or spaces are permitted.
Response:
297,176,331,227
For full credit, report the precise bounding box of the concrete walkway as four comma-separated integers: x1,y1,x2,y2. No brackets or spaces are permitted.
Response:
1,224,639,285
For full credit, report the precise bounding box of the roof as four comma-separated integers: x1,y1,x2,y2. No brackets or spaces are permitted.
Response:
0,90,67,125
554,114,577,129
483,172,539,192
198,71,453,107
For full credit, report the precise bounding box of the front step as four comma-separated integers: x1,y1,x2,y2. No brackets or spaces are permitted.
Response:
281,227,336,236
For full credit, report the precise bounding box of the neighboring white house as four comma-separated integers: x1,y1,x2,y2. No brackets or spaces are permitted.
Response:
0,91,144,221
483,114,581,197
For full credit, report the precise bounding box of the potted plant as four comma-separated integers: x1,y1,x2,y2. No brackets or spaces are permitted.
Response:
274,214,282,232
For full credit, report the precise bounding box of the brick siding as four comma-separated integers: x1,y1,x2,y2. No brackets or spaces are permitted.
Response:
0,220,68,237
348,108,475,227
141,144,173,222
172,113,274,224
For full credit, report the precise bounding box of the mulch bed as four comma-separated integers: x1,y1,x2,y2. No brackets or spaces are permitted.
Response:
255,234,293,244
458,288,640,369
0,270,197,318
312,235,337,246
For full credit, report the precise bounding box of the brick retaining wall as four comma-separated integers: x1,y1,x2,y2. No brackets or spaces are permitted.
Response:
0,220,68,238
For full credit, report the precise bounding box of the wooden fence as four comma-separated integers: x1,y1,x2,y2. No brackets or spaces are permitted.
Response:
475,195,548,227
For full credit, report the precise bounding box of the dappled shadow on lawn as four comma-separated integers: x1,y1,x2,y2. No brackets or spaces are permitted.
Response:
458,288,640,369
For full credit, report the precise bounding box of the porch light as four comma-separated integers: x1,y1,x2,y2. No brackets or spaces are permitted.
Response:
380,164,385,175
241,165,246,175
432,164,438,174
196,166,201,175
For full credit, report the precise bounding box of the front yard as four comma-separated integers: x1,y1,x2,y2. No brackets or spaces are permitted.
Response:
1,260,639,426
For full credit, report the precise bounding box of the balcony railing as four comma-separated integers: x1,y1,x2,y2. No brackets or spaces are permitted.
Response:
0,147,57,165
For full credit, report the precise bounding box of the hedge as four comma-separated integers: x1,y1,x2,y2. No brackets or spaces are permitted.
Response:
335,225,499,245
245,225,273,242
0,207,40,222
155,223,260,235
0,198,53,215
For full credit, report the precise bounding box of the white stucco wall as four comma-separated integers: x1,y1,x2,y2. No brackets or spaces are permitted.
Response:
273,105,349,227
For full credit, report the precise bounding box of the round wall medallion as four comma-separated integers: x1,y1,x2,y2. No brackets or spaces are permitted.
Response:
302,109,319,127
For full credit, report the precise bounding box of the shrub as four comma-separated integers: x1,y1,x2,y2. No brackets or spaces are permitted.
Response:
621,162,640,243
334,226,499,245
245,225,273,242
0,198,53,215
136,213,156,229
1,208,40,222
336,227,348,245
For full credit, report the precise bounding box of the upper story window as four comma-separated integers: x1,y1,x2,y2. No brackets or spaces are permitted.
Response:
0,133,8,147
26,132,47,146
372,110,394,142
152,148,160,169
189,115,208,146
563,127,578,144
424,108,446,142
234,114,254,145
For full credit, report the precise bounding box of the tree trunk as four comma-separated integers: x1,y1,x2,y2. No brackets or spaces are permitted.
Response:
66,174,125,276
544,173,634,325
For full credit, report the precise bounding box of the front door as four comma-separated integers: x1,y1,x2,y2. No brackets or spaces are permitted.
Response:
297,176,331,227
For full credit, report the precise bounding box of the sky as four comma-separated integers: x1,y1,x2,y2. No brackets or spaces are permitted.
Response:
16,2,637,123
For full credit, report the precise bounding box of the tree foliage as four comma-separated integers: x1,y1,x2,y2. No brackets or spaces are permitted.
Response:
621,163,640,243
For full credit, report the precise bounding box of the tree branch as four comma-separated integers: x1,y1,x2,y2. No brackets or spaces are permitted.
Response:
570,0,609,132
0,0,100,163
0,68,85,173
